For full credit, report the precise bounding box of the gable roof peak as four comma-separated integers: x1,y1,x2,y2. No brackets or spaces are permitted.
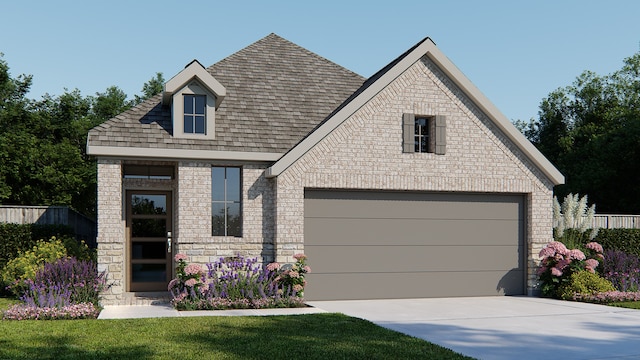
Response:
184,59,206,69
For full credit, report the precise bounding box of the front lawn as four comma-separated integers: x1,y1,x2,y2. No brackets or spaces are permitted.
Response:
0,313,474,360
608,301,640,310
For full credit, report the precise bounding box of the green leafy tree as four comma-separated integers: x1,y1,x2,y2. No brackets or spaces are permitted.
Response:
0,54,162,217
134,72,165,104
519,52,640,213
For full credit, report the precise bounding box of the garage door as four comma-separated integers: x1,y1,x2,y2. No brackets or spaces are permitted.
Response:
304,190,525,300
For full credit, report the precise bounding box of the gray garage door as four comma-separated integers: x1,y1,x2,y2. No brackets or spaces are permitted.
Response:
303,190,525,300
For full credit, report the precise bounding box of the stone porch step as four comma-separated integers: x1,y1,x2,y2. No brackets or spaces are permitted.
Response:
122,291,171,306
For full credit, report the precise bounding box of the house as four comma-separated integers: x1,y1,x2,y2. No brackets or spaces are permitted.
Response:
87,34,564,305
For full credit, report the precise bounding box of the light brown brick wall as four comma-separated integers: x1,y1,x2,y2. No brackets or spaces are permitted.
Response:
275,57,555,294
96,160,275,305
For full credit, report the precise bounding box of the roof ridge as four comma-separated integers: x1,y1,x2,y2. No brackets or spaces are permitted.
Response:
206,33,364,80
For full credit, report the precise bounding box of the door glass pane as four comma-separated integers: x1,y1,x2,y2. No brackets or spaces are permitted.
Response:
132,219,166,238
226,167,241,202
132,264,166,282
212,202,225,236
131,194,167,215
227,203,241,237
132,241,166,259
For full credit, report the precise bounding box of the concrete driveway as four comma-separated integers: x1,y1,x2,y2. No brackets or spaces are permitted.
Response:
307,296,640,360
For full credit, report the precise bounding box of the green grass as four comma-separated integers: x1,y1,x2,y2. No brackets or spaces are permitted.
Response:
608,301,640,309
0,296,19,311
0,312,474,360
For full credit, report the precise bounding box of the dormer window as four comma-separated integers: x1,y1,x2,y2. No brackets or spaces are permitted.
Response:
184,94,206,134
162,60,226,140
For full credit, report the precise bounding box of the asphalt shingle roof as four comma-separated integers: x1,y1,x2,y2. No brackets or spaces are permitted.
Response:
88,33,366,154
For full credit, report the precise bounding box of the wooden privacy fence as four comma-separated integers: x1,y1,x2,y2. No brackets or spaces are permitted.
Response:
0,206,96,247
592,214,640,229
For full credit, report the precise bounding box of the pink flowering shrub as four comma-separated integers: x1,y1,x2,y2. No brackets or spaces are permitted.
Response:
2,302,100,320
538,241,605,298
573,290,640,304
168,253,205,302
168,254,309,310
271,253,310,298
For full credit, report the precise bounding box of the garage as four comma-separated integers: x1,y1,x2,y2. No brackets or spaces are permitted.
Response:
303,190,525,300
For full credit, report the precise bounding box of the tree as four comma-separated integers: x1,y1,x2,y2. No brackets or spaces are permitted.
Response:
134,72,164,104
0,54,163,217
520,52,640,213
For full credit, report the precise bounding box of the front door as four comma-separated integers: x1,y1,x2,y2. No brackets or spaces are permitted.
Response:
126,191,172,292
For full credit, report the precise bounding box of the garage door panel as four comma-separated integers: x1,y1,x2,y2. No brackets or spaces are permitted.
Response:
303,190,525,300
305,271,524,300
305,192,523,220
305,218,523,246
306,245,522,273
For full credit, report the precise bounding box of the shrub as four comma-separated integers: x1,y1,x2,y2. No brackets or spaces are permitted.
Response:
0,223,75,269
573,291,640,304
602,250,640,292
169,254,309,310
558,271,616,300
2,302,100,320
22,257,109,307
537,241,604,298
0,238,68,296
271,253,311,297
595,229,640,258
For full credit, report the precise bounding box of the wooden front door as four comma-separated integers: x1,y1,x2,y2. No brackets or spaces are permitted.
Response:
126,191,172,292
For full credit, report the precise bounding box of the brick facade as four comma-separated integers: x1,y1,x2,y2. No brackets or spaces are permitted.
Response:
274,57,555,294
96,160,274,305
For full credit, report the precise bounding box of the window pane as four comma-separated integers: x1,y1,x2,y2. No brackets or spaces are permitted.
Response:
226,167,241,202
212,202,226,236
184,115,194,133
132,219,166,238
184,95,194,114
131,194,167,215
195,116,205,134
195,95,206,114
227,203,241,237
420,136,428,153
212,167,225,201
132,264,166,282
132,241,166,259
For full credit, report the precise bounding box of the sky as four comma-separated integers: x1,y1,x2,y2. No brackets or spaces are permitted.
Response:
1,1,639,123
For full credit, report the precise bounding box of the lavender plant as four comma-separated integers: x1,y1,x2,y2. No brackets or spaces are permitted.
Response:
602,250,640,292
169,254,308,310
21,257,109,308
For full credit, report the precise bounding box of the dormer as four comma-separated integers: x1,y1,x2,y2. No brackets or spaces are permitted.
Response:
162,60,226,140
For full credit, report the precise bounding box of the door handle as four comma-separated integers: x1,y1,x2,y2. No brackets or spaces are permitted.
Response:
167,231,172,253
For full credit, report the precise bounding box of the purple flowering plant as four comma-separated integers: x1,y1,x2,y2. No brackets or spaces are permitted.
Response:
2,257,109,320
538,241,605,298
602,250,640,292
168,253,309,310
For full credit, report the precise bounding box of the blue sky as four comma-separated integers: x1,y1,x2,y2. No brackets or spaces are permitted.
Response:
2,1,639,122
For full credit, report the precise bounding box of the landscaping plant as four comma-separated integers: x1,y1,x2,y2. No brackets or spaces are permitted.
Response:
553,193,598,249
169,253,309,310
557,270,616,301
2,257,109,320
537,241,605,298
0,238,67,297
602,249,640,292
